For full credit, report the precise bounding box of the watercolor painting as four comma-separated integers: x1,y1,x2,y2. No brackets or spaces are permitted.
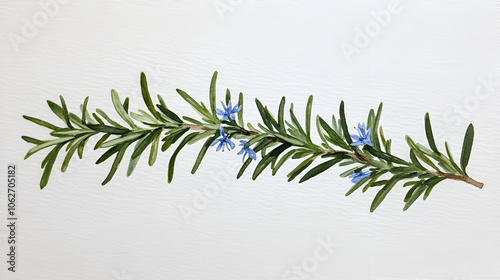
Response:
2,1,499,279
23,71,483,212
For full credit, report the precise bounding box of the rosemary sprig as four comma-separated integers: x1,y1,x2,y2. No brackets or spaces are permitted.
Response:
22,72,483,211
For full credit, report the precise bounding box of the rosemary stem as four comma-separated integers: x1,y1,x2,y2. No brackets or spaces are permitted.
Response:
430,171,484,189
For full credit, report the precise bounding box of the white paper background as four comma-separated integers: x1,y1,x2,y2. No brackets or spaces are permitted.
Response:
1,0,500,279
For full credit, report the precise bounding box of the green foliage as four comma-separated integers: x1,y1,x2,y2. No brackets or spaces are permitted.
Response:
22,71,482,212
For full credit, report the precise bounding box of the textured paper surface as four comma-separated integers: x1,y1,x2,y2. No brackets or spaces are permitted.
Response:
1,1,500,279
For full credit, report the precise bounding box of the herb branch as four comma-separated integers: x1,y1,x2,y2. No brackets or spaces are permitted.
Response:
23,72,483,211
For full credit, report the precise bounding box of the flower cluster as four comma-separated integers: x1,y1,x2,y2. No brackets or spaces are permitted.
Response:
349,169,371,183
212,101,257,162
350,122,373,147
216,101,241,121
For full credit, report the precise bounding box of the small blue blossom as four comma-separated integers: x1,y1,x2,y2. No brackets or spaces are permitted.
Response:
237,140,257,162
211,128,235,151
349,169,372,183
350,122,373,146
216,101,241,121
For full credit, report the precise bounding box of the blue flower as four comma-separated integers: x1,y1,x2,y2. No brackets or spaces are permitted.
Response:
211,128,235,151
349,169,372,183
216,101,241,121
237,140,257,162
350,122,373,146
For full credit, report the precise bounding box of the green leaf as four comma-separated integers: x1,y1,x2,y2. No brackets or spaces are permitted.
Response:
445,142,464,176
460,124,474,173
252,143,292,180
24,137,72,159
127,154,141,177
131,129,162,160
409,150,425,170
287,155,317,182
102,143,131,185
272,149,297,175
123,97,129,113
111,89,137,128
225,88,231,104
157,104,183,123
339,165,364,178
345,176,371,196
403,180,419,187
317,116,351,150
424,113,440,154
161,127,189,151
370,172,417,212
423,177,445,200
47,100,64,120
141,72,161,120
61,136,88,172
23,115,62,130
96,145,121,164
237,139,272,178
87,124,129,135
269,132,304,146
182,116,205,127
339,101,352,145
415,143,458,174
209,71,218,119
255,98,273,130
68,113,87,129
237,157,253,179
289,104,307,140
188,129,216,144
277,97,286,133
371,103,383,150
367,109,375,129
379,126,387,149
237,92,244,127
77,136,89,159
22,136,44,145
82,96,89,124
305,95,313,138
364,145,408,165
96,109,127,129
384,139,392,154
403,181,422,203
192,135,218,174
40,144,64,189
59,96,74,129
176,89,212,119
101,133,143,148
149,130,161,166
369,180,389,187
291,149,314,159
131,111,159,125
92,112,104,125
406,136,441,171
299,157,343,183
362,170,389,192
94,133,111,150
50,129,92,137
157,94,167,108
168,133,198,183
